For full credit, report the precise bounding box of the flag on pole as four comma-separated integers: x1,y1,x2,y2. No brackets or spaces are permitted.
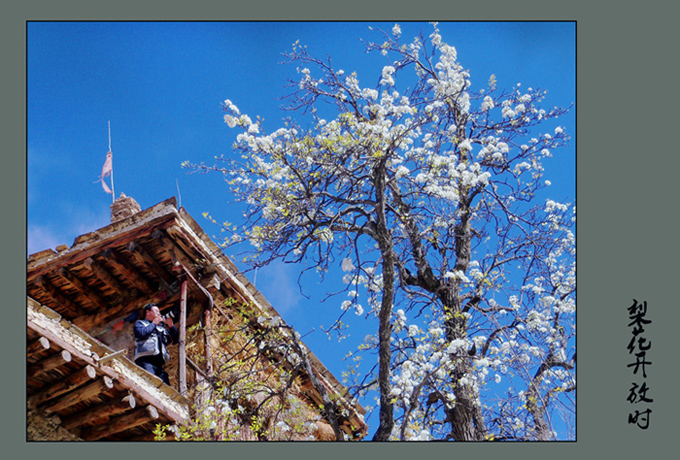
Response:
98,150,113,195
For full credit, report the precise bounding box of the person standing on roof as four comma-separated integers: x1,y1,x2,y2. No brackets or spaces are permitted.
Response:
133,303,178,385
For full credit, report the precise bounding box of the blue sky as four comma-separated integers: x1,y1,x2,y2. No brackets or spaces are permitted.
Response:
27,21,575,437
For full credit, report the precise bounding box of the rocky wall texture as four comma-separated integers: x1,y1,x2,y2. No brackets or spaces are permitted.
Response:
110,193,142,222
27,407,82,441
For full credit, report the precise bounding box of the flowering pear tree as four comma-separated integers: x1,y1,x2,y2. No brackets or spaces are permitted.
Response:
186,23,575,440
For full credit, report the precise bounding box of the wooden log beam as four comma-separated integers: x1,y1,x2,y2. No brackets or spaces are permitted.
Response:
201,272,221,293
81,405,159,441
152,228,197,270
83,257,128,299
186,356,210,381
27,336,50,358
178,280,188,396
35,275,86,317
203,308,214,377
56,267,107,311
165,224,206,265
29,365,98,407
60,393,137,430
126,240,174,287
174,262,214,310
27,349,72,379
42,375,115,414
101,248,156,294
72,288,180,332
27,203,177,282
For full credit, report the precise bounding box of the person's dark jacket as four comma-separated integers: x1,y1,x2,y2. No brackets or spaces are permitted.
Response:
133,319,178,364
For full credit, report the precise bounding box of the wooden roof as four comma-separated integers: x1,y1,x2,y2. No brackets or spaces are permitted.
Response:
27,297,189,441
27,197,367,440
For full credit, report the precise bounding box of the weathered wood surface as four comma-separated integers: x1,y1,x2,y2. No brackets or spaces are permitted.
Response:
101,248,155,294
42,375,114,414
56,267,107,311
178,280,188,396
27,336,50,357
83,257,128,299
29,365,98,407
81,405,159,441
72,288,180,332
27,349,72,378
126,240,174,287
35,275,85,317
60,393,137,430
27,198,178,280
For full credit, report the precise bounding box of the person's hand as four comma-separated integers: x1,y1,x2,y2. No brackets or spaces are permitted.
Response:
152,315,162,325
164,317,174,328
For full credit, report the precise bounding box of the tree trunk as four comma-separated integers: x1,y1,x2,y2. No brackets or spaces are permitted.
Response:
371,158,396,441
442,169,488,441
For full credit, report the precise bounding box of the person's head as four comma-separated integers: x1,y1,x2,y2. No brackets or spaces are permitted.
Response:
143,303,161,322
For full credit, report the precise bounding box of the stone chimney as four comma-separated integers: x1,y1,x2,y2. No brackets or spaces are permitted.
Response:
110,193,142,222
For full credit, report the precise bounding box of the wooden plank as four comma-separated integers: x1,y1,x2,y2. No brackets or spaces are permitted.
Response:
152,228,196,270
101,248,156,294
56,267,108,309
27,199,178,281
81,405,159,441
203,308,214,376
60,393,137,430
27,349,72,379
165,224,205,266
27,336,50,358
83,257,128,297
72,288,180,332
28,365,98,407
27,248,57,264
35,275,86,317
126,240,174,286
42,375,114,414
178,281,188,395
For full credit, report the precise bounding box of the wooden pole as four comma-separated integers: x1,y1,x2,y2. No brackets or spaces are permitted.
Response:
42,375,114,414
27,349,72,379
60,393,136,430
81,405,158,441
27,336,50,357
203,308,214,377
28,365,97,407
178,280,188,395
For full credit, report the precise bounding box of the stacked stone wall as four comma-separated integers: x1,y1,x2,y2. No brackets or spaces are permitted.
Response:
27,407,83,441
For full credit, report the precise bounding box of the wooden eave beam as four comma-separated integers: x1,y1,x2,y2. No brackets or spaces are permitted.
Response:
27,336,50,358
27,214,176,283
81,405,159,441
41,375,114,414
28,365,98,407
152,228,195,268
28,300,190,424
35,275,86,317
101,248,156,294
126,240,174,287
27,349,72,379
72,288,181,332
55,267,107,311
165,224,210,267
60,393,136,430
83,257,129,300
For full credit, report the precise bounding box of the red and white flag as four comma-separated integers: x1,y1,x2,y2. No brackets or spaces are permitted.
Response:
98,150,113,194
